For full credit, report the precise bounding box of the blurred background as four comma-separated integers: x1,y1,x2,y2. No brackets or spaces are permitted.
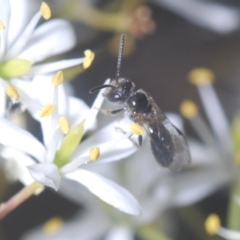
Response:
2,0,240,239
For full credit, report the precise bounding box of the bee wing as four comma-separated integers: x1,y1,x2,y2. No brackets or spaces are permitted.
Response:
161,118,191,172
143,98,191,172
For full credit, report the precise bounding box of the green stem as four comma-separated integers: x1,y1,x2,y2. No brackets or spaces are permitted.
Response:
0,182,44,221
227,179,240,230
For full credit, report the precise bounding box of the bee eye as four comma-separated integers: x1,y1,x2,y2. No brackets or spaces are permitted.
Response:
107,93,121,102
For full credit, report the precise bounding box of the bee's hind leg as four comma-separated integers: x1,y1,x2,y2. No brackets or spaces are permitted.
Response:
114,127,142,149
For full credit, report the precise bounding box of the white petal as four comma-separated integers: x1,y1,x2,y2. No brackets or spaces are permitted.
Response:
27,163,61,190
66,169,142,215
85,79,110,132
60,156,89,174
0,117,46,162
0,0,10,58
46,129,64,163
6,11,41,59
19,19,76,63
2,147,35,186
8,0,38,48
156,0,239,34
68,96,90,127
155,165,230,207
28,58,85,75
105,227,134,240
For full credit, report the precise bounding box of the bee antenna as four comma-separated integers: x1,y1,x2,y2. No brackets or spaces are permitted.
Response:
89,84,115,94
116,34,125,81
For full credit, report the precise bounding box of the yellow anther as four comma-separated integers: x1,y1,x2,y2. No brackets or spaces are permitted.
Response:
39,104,54,117
89,147,100,161
5,84,19,99
40,2,51,20
42,217,63,235
130,122,144,135
188,68,215,85
58,116,70,134
52,71,64,86
0,20,5,30
83,50,95,69
180,100,198,119
205,214,220,235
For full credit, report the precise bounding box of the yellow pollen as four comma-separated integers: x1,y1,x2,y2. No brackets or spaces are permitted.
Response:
52,71,64,86
40,2,51,20
188,68,215,85
205,214,220,236
5,84,19,99
42,217,63,235
83,50,95,69
130,122,144,135
39,104,54,117
58,116,70,134
89,147,100,161
180,100,198,119
0,20,5,30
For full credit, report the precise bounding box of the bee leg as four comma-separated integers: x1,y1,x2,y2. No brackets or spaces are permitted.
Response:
138,135,143,146
97,108,124,115
114,127,142,149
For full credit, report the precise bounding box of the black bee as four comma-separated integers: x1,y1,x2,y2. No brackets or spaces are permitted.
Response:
90,34,191,171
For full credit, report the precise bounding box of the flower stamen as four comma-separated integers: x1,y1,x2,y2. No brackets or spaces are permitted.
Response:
89,147,100,161
39,104,54,117
58,116,70,134
40,2,51,20
205,214,220,235
42,217,63,235
83,50,95,69
180,100,198,119
52,71,64,86
188,68,215,85
5,84,19,99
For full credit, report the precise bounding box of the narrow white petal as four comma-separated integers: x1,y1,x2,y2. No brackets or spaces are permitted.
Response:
19,19,76,63
60,156,89,174
46,129,64,163
85,79,110,132
27,163,61,190
68,96,90,127
156,0,239,33
28,58,85,75
155,165,230,207
2,147,35,186
66,169,142,215
105,227,134,240
0,0,10,58
8,0,38,47
0,117,46,162
6,11,41,59
197,84,231,153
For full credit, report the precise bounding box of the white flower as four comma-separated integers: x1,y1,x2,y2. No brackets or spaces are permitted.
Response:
0,74,143,215
0,0,91,116
153,0,239,34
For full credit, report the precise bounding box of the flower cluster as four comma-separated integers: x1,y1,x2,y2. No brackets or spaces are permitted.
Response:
0,0,143,221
